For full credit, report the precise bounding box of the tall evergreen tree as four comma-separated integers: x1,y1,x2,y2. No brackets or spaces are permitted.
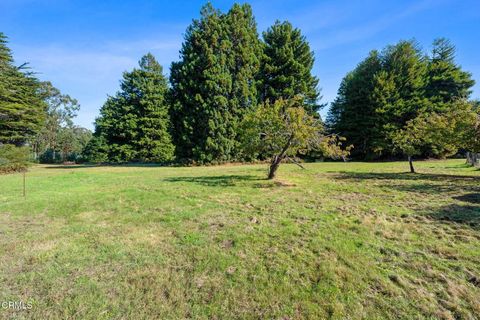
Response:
425,38,475,105
372,40,428,156
0,32,45,146
327,51,382,158
170,3,261,163
93,53,174,162
225,3,262,123
260,21,321,114
328,40,431,158
329,38,476,160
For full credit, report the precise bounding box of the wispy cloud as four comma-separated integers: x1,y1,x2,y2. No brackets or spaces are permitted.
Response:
14,45,136,82
11,36,183,129
310,0,447,51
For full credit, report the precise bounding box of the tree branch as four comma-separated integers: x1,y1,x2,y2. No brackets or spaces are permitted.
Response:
286,156,306,169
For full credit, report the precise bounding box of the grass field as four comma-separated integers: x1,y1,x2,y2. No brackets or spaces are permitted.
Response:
0,159,479,319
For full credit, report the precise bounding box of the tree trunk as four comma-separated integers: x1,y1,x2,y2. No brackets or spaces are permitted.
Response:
33,143,38,160
408,155,415,173
268,156,281,179
267,135,294,180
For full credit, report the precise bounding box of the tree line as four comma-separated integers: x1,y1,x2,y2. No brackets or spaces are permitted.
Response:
84,3,327,168
1,2,479,176
327,39,478,167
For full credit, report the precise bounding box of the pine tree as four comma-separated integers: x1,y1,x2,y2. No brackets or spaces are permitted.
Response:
81,134,109,163
94,96,136,162
260,21,321,114
426,38,475,105
326,38,476,160
225,3,262,129
0,32,45,146
93,53,174,162
328,40,434,159
327,51,382,158
170,3,261,163
426,38,475,103
127,53,174,162
372,40,429,156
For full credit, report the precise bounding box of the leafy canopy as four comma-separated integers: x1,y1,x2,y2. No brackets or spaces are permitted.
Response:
240,97,350,178
391,100,477,172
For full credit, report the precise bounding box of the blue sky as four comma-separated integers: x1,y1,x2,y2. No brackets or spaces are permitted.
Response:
1,0,479,129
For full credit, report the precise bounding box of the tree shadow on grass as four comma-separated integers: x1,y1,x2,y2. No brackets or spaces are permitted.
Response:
331,171,480,194
454,193,480,204
331,171,479,182
332,171,480,229
428,204,480,229
163,175,263,187
442,163,474,169
44,163,167,169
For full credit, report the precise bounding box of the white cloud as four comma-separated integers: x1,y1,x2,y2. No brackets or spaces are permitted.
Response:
11,37,183,129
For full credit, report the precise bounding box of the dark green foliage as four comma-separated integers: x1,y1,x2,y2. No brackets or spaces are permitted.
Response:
259,21,321,114
426,38,475,104
462,100,480,154
327,51,382,158
81,135,109,163
0,144,30,173
327,39,475,159
0,33,46,146
93,53,174,163
372,40,428,156
170,3,262,163
58,126,92,162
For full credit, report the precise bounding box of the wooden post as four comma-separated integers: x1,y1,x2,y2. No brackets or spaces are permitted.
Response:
23,171,26,198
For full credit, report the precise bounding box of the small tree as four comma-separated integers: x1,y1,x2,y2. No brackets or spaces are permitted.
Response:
240,98,350,179
0,144,30,174
390,123,423,173
391,100,476,173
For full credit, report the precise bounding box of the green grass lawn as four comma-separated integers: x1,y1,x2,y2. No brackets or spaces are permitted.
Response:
1,159,479,319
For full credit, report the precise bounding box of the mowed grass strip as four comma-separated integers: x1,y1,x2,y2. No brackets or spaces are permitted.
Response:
0,160,479,319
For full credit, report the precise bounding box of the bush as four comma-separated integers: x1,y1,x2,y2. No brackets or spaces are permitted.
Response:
38,149,63,164
81,136,109,163
0,144,31,173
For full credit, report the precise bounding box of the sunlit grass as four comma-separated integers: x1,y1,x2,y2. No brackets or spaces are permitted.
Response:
0,159,479,319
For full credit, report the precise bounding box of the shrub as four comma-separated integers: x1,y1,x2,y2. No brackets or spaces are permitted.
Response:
0,144,31,174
